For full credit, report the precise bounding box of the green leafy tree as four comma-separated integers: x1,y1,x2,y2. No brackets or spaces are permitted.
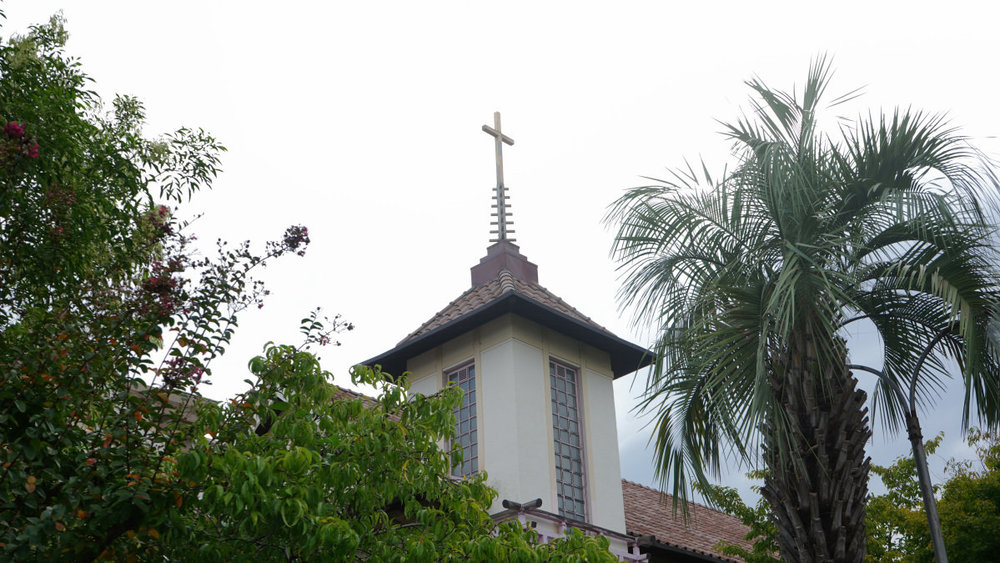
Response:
607,58,1000,561
933,430,1000,562
158,336,617,562
0,14,221,311
699,471,779,563
864,436,943,562
866,431,1000,563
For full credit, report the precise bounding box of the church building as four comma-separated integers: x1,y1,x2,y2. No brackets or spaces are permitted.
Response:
363,113,749,562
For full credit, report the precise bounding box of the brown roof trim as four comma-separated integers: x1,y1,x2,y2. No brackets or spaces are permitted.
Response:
360,288,652,379
635,535,735,563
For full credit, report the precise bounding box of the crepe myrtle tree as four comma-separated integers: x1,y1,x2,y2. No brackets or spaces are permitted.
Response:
607,58,1000,562
0,14,315,560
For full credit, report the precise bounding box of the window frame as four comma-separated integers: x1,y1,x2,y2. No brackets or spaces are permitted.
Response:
444,360,478,478
549,357,589,522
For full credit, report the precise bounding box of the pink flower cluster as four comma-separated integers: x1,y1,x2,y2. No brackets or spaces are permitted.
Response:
161,356,205,388
140,259,185,318
4,121,23,138
145,205,173,238
2,120,39,160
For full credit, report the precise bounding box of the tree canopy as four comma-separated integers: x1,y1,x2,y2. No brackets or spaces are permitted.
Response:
0,13,304,558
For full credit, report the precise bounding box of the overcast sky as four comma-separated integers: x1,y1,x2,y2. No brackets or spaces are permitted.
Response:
5,1,999,502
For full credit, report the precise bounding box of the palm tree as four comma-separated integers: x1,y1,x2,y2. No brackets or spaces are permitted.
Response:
607,59,1000,562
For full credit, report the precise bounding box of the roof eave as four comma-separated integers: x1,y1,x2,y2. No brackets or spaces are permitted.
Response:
635,536,735,563
360,291,651,380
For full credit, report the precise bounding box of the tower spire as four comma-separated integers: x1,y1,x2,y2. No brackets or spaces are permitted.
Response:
482,111,515,242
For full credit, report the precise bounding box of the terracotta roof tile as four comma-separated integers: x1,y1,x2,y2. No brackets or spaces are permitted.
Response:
396,269,613,346
331,384,378,407
621,479,751,561
331,384,408,422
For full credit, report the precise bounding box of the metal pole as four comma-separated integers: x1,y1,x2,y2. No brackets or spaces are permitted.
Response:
906,409,948,563
907,328,952,563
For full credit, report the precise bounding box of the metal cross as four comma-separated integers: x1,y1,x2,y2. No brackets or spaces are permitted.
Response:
482,111,515,242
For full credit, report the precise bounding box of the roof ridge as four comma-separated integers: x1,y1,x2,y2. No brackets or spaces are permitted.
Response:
524,282,608,331
621,479,739,520
497,269,516,293
394,273,618,348
514,278,612,333
394,283,488,346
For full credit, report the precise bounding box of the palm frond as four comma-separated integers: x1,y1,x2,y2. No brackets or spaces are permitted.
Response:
608,59,1000,512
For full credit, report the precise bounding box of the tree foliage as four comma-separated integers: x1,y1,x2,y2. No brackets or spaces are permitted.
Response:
0,14,310,559
0,15,618,561
864,436,943,562
159,344,616,561
709,434,1000,563
867,431,1000,562
936,430,1000,562
698,471,779,563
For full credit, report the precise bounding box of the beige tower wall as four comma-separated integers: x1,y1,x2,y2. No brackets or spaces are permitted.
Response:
403,313,627,534
480,338,551,506
581,367,627,531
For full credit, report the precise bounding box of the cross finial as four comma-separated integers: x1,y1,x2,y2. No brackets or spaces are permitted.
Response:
482,111,515,242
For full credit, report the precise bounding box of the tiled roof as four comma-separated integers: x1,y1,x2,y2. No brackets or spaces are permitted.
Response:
621,480,752,561
331,385,379,408
363,242,651,379
331,384,405,422
396,269,615,346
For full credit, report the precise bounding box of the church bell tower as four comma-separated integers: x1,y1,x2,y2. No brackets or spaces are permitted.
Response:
362,113,650,535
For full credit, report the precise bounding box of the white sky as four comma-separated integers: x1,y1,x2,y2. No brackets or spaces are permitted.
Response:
5,0,999,502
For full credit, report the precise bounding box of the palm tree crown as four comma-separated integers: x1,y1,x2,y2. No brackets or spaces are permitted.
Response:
607,59,1000,561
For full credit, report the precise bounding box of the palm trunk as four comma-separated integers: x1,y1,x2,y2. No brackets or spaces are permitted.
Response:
762,326,871,562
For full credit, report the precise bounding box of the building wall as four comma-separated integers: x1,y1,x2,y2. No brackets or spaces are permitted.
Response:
404,313,627,533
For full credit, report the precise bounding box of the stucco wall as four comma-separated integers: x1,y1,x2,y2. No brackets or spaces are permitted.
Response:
403,313,626,533
582,367,626,531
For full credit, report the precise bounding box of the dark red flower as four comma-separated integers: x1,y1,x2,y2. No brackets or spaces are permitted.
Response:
4,121,24,138
282,225,311,256
27,143,39,158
